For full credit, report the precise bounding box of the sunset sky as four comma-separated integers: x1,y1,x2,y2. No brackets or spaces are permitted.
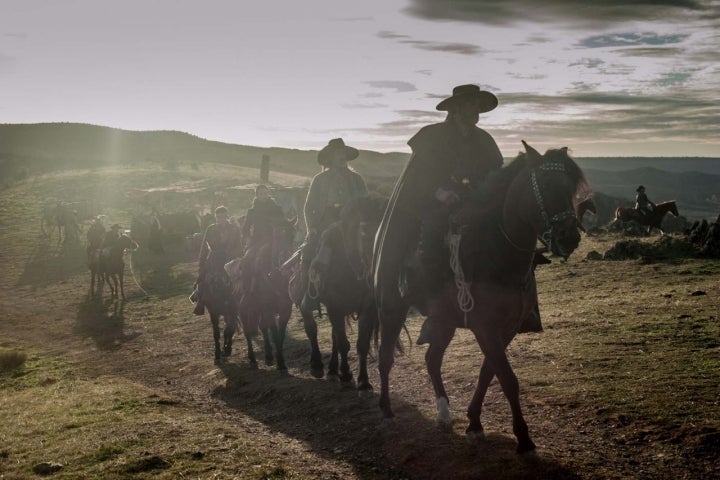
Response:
2,0,719,157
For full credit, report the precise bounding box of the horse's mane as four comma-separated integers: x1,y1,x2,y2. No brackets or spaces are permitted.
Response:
458,148,590,224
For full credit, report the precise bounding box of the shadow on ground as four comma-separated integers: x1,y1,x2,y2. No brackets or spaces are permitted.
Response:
17,237,88,289
73,296,141,350
211,360,580,480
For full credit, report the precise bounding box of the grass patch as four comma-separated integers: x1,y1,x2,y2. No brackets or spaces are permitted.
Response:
0,348,26,374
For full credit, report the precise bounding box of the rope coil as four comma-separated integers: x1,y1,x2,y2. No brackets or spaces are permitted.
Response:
447,232,474,327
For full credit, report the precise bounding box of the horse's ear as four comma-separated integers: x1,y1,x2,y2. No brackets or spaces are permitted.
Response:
522,140,543,166
560,146,569,154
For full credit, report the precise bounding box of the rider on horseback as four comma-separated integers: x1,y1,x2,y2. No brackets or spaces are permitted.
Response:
194,206,243,316
373,84,504,345
237,185,287,302
301,138,368,313
635,185,655,218
86,216,105,252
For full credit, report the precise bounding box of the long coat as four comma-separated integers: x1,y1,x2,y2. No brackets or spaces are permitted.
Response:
373,120,503,312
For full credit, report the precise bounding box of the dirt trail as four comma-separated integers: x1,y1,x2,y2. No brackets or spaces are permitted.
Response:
1,231,718,479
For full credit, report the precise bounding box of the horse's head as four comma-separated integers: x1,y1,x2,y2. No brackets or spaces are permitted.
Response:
669,201,679,217
118,234,139,252
506,142,589,259
271,219,296,263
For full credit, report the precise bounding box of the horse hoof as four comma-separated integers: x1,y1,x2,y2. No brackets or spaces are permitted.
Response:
357,387,374,399
326,373,340,383
517,439,537,454
265,356,274,366
222,349,232,358
466,430,485,444
310,367,324,379
340,378,356,389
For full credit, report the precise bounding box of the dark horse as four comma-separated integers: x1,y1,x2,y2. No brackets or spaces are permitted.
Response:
197,216,245,364
225,220,296,370
614,200,679,234
576,197,597,233
373,141,588,453
88,234,139,299
289,195,386,389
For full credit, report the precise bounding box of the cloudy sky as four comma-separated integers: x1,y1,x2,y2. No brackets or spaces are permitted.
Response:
2,0,719,157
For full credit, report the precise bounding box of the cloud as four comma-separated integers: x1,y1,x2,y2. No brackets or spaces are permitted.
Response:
364,81,417,93
341,102,389,109
568,58,606,69
377,30,483,56
399,39,482,55
377,30,410,39
614,47,684,57
415,69,433,76
404,0,711,27
578,32,690,48
495,90,720,143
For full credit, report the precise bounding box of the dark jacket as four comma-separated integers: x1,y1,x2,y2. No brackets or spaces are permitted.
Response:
242,198,286,246
304,166,367,233
198,220,243,277
373,120,503,310
635,192,654,212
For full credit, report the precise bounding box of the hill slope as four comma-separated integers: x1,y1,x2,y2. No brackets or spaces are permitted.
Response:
2,123,719,218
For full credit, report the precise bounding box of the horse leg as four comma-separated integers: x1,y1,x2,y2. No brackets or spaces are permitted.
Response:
330,310,353,384
245,329,258,366
301,307,324,378
356,303,377,396
210,313,222,362
119,270,125,299
104,272,115,298
327,326,340,381
273,303,291,371
262,323,275,366
466,358,495,442
425,322,456,428
222,313,236,357
378,304,409,419
474,330,535,453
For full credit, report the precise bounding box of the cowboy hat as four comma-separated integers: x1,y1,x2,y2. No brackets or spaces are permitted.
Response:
318,138,359,166
436,84,498,112
636,185,645,192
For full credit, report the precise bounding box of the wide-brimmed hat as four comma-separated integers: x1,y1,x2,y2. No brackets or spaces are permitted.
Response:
636,185,645,192
318,138,359,166
436,84,498,112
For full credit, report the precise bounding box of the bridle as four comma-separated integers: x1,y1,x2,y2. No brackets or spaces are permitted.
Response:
529,162,577,255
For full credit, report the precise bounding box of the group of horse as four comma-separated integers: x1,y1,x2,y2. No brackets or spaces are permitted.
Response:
190,141,603,453
83,141,678,453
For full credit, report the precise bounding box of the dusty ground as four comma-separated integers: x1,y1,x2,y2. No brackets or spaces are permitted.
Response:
1,169,719,479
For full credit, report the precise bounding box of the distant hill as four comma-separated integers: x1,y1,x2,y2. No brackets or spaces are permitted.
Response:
0,122,409,185
2,122,718,219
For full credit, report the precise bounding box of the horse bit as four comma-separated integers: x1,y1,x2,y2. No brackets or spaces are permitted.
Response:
530,162,577,253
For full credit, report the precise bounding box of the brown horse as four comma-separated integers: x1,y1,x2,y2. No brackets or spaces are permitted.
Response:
576,197,597,233
225,220,296,370
373,141,588,453
88,234,139,299
289,195,386,388
614,200,679,234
